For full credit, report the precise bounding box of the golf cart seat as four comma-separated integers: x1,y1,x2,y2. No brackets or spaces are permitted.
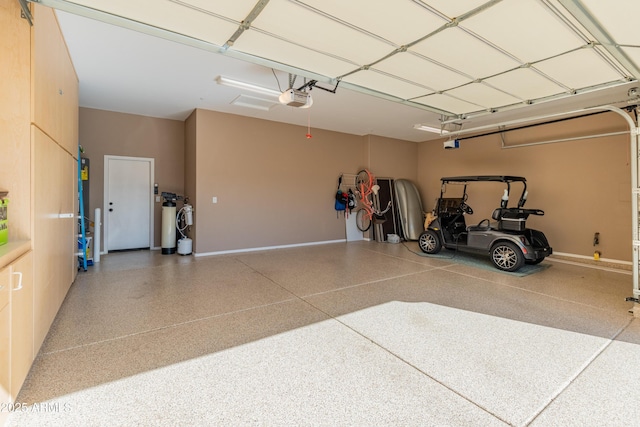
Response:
492,208,543,231
467,218,491,232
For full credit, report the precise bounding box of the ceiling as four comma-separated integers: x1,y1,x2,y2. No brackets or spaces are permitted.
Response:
36,0,640,142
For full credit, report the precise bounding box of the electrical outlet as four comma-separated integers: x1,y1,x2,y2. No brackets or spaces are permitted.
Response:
212,196,218,204
155,196,161,203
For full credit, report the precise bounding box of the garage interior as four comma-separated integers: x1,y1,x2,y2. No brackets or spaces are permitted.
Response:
2,0,640,425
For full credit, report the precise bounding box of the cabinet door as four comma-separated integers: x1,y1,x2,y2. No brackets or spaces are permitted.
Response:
0,266,10,425
32,4,79,155
10,251,33,400
33,128,64,351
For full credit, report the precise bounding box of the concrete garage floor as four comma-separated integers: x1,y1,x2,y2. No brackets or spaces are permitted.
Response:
7,241,639,426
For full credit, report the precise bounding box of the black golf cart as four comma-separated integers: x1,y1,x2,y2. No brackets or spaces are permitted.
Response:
418,176,552,272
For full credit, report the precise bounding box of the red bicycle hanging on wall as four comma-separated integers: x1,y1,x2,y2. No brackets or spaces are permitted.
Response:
354,169,392,232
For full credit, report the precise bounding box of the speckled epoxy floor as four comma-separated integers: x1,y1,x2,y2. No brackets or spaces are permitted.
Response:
6,241,640,426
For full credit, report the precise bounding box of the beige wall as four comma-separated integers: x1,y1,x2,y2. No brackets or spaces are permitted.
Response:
79,105,634,263
79,108,417,256
78,108,185,251
189,108,369,254
367,135,419,182
417,111,632,261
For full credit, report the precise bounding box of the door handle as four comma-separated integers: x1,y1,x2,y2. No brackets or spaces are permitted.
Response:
12,271,23,291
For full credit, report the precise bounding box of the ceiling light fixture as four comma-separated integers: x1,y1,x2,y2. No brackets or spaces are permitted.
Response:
217,76,313,108
215,76,281,98
413,124,449,134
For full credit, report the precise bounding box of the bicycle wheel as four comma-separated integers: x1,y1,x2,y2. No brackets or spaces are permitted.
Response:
355,208,372,232
356,169,371,193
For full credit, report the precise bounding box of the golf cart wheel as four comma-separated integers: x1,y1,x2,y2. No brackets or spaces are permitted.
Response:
418,230,442,254
355,208,371,232
490,241,525,272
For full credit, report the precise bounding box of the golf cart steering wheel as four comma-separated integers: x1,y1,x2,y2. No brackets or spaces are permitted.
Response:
458,202,473,215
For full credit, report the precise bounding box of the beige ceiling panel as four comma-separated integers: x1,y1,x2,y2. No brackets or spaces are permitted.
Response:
411,27,520,79
461,0,584,63
66,0,238,45
485,68,565,101
295,0,446,46
535,48,625,90
424,0,493,20
174,0,259,21
374,52,471,91
342,70,433,100
446,83,521,109
413,93,482,114
578,0,640,45
249,0,393,66
231,31,357,78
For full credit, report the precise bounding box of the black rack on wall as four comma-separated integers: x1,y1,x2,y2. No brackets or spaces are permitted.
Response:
372,178,398,242
77,147,87,271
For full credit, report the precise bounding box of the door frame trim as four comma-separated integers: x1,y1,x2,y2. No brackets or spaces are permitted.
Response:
103,155,155,254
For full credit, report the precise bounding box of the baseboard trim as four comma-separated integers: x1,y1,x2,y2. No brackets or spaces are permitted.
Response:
551,251,631,265
548,251,632,274
194,239,347,257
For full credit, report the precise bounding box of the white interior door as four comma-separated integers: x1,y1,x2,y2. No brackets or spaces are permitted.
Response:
105,156,153,251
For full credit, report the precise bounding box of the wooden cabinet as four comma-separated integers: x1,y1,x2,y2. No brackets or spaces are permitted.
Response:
0,0,32,242
32,5,79,155
0,266,10,426
10,251,33,400
0,245,32,426
0,2,32,422
0,1,78,408
33,128,76,352
31,4,79,354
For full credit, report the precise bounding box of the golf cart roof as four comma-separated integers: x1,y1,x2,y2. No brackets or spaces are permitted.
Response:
440,176,527,184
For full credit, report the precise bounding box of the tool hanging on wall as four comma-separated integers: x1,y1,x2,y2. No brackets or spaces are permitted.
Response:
335,174,347,217
593,231,600,260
